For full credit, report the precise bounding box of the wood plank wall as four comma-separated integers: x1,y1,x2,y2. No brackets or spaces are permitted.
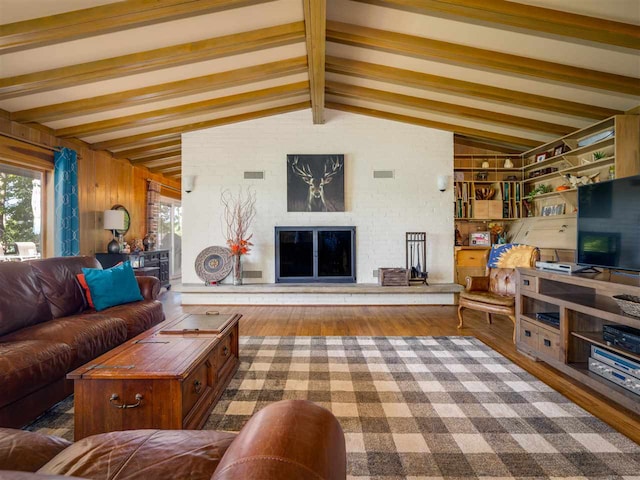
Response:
0,115,181,256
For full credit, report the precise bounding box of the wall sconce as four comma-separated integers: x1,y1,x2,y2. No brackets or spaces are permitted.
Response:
437,175,448,192
103,209,125,254
183,175,195,193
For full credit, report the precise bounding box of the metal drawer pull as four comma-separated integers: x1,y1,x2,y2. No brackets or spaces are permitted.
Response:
524,330,532,337
109,393,143,409
543,339,551,347
523,279,530,286
194,379,202,393
223,346,229,356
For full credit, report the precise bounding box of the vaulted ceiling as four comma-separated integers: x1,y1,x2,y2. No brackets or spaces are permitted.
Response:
0,0,638,179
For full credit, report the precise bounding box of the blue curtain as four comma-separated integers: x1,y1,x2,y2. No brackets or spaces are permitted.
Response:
54,147,80,256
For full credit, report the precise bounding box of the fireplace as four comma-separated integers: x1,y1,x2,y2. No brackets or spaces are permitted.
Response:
275,227,356,283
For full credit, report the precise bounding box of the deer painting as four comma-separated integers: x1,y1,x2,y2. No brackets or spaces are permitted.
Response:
287,155,345,212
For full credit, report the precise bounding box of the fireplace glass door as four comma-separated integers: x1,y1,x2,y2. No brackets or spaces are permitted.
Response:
276,227,356,282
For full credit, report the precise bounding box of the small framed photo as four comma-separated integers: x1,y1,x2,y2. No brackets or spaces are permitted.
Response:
553,145,564,156
470,231,491,246
535,152,548,163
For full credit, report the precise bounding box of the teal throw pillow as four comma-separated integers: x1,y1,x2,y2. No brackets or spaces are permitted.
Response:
82,261,143,311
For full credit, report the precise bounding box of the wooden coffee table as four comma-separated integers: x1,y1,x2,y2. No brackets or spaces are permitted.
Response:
68,313,240,440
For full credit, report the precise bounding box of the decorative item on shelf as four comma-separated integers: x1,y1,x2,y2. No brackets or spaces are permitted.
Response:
553,145,565,157
504,158,514,169
481,161,490,169
475,187,495,200
131,238,144,253
541,204,565,216
522,199,533,217
454,225,463,246
555,185,571,192
577,129,614,147
560,172,600,189
489,223,506,245
103,209,125,254
593,151,607,161
613,294,640,318
506,175,518,181
609,165,615,180
469,231,491,246
476,171,488,181
535,152,548,162
121,241,130,254
222,188,256,285
194,246,233,284
525,184,553,203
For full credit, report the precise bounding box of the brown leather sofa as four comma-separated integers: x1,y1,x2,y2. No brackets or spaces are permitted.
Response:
0,400,346,480
0,256,164,429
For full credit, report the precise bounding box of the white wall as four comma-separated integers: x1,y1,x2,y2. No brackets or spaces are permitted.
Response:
182,108,454,285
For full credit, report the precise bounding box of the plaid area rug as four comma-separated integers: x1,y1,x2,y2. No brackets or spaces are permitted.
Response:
27,336,640,479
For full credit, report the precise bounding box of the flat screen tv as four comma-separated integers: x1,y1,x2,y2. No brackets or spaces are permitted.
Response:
577,174,640,272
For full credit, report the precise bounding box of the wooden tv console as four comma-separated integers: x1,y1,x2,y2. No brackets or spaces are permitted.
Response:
516,267,640,413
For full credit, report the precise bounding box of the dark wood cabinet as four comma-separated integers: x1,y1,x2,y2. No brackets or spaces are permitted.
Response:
96,249,171,290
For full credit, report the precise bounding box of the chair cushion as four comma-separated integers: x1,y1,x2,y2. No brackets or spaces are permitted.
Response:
82,262,143,312
38,430,236,480
0,341,73,408
460,290,515,307
101,300,164,339
2,316,128,369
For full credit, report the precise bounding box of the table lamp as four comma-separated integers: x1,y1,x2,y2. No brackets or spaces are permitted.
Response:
104,209,125,254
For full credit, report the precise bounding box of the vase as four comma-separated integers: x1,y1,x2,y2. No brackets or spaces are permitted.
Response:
233,255,243,285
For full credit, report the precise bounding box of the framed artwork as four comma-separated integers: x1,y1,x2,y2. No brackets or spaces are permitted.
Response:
535,153,548,163
553,145,564,156
287,154,345,212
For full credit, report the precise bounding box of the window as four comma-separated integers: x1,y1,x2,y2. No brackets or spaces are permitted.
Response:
157,197,182,278
0,164,43,256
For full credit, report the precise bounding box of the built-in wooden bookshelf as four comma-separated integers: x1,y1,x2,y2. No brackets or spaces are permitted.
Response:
454,115,640,223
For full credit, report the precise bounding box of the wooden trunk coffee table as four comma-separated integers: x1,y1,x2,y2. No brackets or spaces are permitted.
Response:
68,313,240,440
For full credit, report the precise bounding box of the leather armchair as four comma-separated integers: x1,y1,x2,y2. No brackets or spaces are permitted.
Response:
0,400,346,480
457,244,539,342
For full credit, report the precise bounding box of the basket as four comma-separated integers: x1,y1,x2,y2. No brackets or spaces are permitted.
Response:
613,294,640,317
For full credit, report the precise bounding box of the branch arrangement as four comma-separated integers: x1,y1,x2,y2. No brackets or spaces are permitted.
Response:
221,188,256,256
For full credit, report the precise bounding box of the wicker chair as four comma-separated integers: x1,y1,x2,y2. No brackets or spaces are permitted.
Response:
457,244,539,342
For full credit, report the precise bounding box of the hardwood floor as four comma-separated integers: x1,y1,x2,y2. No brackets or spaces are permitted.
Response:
160,291,640,443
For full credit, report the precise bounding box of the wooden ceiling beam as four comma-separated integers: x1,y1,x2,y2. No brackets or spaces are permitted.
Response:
326,101,541,148
0,0,275,54
0,22,306,100
353,0,640,50
454,134,527,154
129,152,182,165
55,81,310,138
149,162,183,173
326,81,574,135
113,139,183,159
326,21,640,95
303,0,327,124
12,57,308,123
92,101,311,151
326,56,620,120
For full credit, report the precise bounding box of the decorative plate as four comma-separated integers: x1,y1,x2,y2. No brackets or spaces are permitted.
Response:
194,246,233,283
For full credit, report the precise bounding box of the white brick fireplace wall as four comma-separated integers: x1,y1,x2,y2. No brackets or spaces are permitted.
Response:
181,108,454,292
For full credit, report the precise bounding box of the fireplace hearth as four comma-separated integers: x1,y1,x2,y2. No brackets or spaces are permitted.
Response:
275,227,356,283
